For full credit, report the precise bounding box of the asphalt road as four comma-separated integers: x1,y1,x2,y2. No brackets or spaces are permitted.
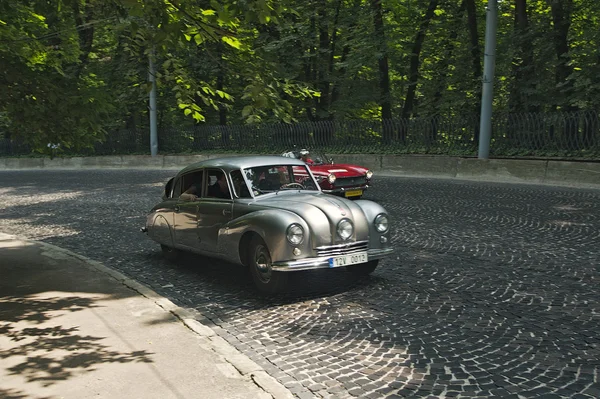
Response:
1,170,599,399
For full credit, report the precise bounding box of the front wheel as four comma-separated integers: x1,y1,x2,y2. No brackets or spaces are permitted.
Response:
247,237,288,294
348,260,378,276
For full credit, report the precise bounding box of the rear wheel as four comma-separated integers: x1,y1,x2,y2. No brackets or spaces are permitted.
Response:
161,244,180,262
348,260,378,276
247,237,288,294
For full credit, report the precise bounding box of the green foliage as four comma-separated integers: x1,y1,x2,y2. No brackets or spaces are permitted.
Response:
1,0,599,156
0,1,116,154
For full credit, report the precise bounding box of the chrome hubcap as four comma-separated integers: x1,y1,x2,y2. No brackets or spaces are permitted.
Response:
254,246,272,282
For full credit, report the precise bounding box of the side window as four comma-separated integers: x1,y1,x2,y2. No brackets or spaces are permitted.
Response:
171,177,181,198
231,170,251,198
177,171,203,199
204,169,231,199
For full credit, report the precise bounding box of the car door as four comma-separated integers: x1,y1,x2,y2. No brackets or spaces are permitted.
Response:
173,170,204,250
196,168,234,253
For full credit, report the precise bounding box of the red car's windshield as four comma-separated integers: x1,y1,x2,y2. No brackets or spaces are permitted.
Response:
281,149,331,166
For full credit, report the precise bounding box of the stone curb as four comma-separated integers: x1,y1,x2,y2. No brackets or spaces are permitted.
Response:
1,154,598,189
0,232,294,399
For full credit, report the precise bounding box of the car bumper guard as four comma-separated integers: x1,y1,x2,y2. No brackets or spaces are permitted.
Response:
271,247,394,272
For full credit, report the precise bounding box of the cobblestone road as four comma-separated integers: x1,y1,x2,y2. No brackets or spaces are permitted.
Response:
1,169,599,398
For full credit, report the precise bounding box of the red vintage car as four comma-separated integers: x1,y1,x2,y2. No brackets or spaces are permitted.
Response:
282,149,373,199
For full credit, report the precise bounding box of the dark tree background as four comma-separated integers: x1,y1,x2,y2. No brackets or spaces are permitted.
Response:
1,0,599,154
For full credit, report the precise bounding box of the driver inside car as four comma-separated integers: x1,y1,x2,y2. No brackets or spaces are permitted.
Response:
258,169,282,190
299,149,314,166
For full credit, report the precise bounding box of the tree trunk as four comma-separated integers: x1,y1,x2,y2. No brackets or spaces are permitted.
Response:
330,0,362,106
430,1,466,144
465,0,482,84
550,0,576,111
509,0,538,113
71,0,95,78
550,0,578,147
216,44,227,126
316,5,331,120
371,0,393,143
306,8,317,121
464,0,481,143
401,0,439,121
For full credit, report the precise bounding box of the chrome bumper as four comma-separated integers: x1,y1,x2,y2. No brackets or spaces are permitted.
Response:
271,247,394,272
322,184,369,195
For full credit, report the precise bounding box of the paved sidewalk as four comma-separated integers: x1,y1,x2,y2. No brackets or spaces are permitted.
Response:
0,233,294,399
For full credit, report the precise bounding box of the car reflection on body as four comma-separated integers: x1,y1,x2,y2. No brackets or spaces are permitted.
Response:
282,148,373,199
143,156,393,293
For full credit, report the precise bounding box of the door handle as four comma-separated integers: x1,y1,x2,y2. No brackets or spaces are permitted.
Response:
222,209,232,216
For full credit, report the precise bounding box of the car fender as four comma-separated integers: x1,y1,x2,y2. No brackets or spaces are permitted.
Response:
353,200,390,249
223,209,311,265
146,212,175,248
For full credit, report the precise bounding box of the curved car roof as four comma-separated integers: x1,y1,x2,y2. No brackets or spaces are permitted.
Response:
177,155,307,175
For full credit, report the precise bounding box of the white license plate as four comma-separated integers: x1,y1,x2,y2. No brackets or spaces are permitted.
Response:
329,252,368,268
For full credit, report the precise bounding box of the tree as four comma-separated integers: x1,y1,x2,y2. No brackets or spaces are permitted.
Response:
370,0,393,142
0,0,117,154
401,0,439,120
508,0,538,113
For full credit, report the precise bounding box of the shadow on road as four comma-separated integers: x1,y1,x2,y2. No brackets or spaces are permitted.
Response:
0,243,153,391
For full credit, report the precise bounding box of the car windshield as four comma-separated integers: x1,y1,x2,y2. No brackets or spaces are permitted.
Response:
243,164,319,196
281,149,330,166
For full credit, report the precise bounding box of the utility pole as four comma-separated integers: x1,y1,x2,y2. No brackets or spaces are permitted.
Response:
148,47,158,157
478,0,498,159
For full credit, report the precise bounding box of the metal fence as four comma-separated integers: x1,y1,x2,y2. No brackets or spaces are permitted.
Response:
1,111,599,159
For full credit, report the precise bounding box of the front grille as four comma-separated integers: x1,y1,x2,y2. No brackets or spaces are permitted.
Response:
333,176,367,188
315,241,368,257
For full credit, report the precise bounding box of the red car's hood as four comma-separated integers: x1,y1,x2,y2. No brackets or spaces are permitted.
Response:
309,163,368,178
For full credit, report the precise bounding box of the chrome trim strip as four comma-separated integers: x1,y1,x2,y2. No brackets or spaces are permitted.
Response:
333,177,367,188
314,240,368,250
271,247,394,272
315,240,369,256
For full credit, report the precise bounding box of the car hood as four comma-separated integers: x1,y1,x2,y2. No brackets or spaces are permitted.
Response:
309,163,368,178
253,192,369,244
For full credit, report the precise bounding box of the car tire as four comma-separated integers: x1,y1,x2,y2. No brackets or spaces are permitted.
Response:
247,236,287,294
348,260,378,275
161,244,180,262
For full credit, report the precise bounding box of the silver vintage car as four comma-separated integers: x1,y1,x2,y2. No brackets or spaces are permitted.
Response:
143,156,393,293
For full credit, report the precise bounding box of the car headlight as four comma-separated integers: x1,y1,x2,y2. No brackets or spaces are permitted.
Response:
337,219,353,240
374,214,389,233
327,173,336,184
286,224,304,245
365,170,373,179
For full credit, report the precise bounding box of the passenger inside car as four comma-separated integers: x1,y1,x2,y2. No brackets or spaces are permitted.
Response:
231,170,251,198
179,172,203,201
207,170,230,199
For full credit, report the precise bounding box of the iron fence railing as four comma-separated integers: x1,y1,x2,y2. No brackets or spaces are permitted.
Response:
1,111,599,159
